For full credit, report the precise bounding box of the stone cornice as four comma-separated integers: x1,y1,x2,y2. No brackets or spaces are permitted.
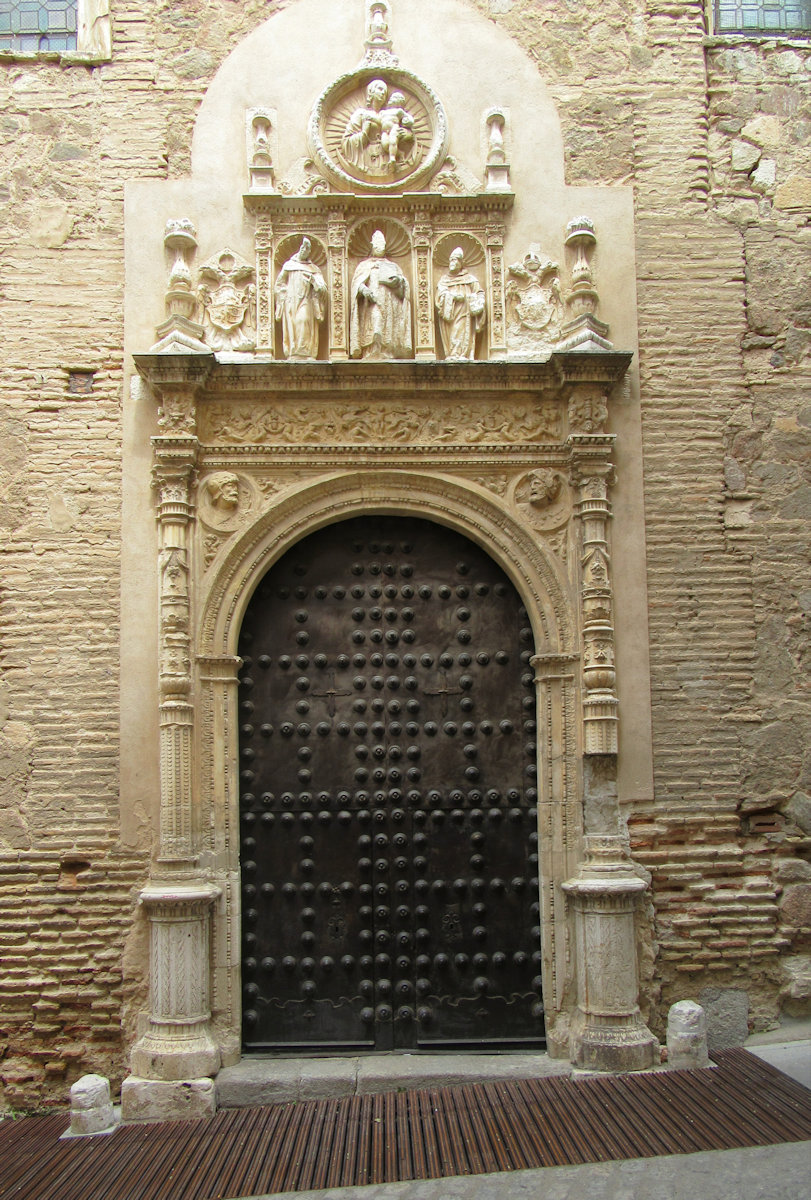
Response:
242,191,515,217
133,351,633,400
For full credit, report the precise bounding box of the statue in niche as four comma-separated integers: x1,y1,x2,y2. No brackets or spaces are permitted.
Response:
341,79,416,177
198,249,255,353
505,244,564,356
274,237,328,361
435,247,486,361
350,230,412,360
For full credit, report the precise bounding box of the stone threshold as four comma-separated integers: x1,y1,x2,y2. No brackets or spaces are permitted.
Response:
216,1051,572,1109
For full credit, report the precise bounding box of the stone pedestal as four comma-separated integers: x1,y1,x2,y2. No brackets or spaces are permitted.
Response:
122,882,221,1122
563,835,657,1073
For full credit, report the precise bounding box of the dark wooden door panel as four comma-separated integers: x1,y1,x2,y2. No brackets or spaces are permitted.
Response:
238,516,544,1051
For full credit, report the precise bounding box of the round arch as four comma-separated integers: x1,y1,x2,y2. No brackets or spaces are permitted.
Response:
200,469,577,662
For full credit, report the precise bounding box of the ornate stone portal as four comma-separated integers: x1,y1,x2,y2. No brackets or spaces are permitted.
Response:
121,0,656,1121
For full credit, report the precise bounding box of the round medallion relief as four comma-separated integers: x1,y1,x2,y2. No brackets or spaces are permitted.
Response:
308,68,448,193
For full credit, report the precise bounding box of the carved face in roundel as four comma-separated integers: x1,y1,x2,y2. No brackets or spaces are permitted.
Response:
207,472,240,511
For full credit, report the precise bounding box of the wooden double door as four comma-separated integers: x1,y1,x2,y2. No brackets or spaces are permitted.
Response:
238,517,544,1051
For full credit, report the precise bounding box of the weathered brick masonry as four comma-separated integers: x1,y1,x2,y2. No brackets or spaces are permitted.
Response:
0,0,808,1108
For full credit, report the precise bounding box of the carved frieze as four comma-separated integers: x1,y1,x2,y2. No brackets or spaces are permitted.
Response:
199,398,561,447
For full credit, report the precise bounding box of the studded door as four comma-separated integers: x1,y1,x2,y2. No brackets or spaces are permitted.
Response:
238,517,543,1051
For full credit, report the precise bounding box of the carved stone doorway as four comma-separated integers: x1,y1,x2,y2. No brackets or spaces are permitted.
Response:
237,516,544,1052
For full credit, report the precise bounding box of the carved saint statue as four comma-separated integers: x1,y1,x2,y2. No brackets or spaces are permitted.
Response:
341,79,416,177
435,247,486,361
274,237,328,360
350,230,412,360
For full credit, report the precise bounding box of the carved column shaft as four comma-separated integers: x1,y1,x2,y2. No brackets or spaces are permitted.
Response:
327,210,348,360
254,211,274,355
486,222,507,356
571,431,618,755
152,430,199,865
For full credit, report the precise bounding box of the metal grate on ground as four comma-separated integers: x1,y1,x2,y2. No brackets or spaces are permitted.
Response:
1,1050,809,1200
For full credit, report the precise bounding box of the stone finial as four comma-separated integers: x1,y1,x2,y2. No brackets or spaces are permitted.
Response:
151,219,208,354
68,1073,116,1136
247,108,276,193
363,0,398,67
484,109,511,192
667,1000,710,1070
557,216,613,352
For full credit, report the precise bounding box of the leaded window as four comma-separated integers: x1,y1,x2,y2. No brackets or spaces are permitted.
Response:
714,0,811,33
0,0,77,53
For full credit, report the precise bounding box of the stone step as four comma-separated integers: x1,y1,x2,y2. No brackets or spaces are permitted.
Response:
216,1051,572,1108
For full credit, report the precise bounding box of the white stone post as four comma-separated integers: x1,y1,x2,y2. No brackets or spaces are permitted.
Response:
563,834,657,1072
667,1000,710,1069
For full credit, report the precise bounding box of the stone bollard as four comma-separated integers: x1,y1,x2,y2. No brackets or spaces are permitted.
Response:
68,1074,117,1136
667,1001,710,1070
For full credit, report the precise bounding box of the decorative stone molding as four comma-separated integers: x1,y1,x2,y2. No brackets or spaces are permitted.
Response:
562,835,657,1072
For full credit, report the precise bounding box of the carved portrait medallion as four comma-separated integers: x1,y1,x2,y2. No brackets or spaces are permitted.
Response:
199,471,256,532
308,68,448,193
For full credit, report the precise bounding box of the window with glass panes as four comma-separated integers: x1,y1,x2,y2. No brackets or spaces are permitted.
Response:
0,0,77,52
714,0,810,32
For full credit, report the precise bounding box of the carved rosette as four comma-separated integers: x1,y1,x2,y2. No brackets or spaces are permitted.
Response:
570,430,618,755
130,884,222,1081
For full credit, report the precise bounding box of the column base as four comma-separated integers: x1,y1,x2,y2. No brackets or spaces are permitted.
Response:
572,1012,658,1073
120,1076,216,1123
130,1026,221,1081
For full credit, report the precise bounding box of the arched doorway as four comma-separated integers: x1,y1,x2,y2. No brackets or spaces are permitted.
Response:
237,515,544,1052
